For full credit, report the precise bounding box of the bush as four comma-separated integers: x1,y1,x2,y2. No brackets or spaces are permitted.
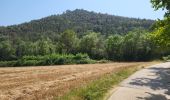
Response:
0,61,17,67
74,53,89,60
22,60,40,66
162,55,170,61
76,59,96,64
97,59,109,63
0,53,95,67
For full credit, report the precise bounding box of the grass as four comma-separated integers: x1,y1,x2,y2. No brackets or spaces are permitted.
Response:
56,66,141,100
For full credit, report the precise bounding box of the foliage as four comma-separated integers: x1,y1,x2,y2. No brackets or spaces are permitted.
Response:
0,61,17,67
0,28,164,63
0,40,16,61
122,30,153,61
151,19,170,47
59,30,79,53
0,9,168,64
150,0,170,58
79,32,105,59
0,9,154,42
162,55,170,61
0,53,95,67
105,29,154,61
151,0,170,17
106,34,123,60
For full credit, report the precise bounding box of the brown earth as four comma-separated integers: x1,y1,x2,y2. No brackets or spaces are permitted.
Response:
0,62,158,100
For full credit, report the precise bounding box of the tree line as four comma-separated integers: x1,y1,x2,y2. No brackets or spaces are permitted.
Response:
0,28,167,62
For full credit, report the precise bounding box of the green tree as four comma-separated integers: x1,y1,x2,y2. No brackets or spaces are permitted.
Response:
106,35,123,60
0,41,15,61
122,30,153,61
15,39,27,57
151,0,170,56
37,38,55,55
59,30,79,53
26,42,39,56
151,0,170,17
150,21,170,56
80,32,105,59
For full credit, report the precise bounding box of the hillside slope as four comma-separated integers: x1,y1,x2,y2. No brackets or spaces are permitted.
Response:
0,9,156,61
0,9,154,41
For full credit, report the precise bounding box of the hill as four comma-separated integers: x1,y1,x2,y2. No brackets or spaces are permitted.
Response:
0,9,154,41
0,9,157,61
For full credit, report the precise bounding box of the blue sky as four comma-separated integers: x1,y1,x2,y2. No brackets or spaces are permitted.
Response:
0,0,165,26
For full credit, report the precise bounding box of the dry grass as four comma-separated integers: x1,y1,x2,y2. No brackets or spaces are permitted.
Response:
0,62,159,100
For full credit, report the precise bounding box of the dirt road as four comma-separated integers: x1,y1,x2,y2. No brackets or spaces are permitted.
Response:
0,62,156,100
108,62,170,100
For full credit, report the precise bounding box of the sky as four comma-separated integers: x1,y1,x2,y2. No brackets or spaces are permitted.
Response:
0,0,165,26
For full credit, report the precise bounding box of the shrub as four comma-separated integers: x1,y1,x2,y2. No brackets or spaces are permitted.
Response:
0,53,95,67
97,59,109,63
162,55,170,61
74,53,89,60
0,61,17,67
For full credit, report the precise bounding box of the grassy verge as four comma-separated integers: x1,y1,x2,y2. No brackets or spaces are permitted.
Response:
56,65,142,100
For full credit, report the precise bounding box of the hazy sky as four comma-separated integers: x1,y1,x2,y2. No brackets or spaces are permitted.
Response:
0,0,165,26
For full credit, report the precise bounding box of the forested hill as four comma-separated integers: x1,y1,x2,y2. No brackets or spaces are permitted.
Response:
0,9,154,40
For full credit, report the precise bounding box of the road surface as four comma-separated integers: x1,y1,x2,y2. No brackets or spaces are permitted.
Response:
108,62,170,100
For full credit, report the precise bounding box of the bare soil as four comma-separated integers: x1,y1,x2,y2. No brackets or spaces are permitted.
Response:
0,62,157,100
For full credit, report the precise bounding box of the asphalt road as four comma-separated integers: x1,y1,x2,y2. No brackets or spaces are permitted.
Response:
108,62,170,100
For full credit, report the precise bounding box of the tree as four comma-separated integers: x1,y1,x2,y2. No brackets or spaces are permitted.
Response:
135,33,153,60
79,32,105,59
0,40,15,61
37,38,55,55
151,0,170,56
15,39,27,57
151,0,170,17
150,21,170,56
59,30,79,54
122,29,153,61
106,35,123,60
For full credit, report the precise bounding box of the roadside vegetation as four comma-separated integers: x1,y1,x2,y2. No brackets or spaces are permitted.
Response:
0,28,169,67
57,63,155,100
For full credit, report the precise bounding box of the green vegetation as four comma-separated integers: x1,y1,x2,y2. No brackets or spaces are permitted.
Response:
0,9,169,66
151,0,170,17
0,29,166,64
150,0,170,58
163,55,170,61
0,9,153,39
57,66,139,100
106,29,155,61
0,53,95,67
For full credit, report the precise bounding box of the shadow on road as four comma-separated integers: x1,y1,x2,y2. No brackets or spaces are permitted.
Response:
137,92,167,100
129,67,170,100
